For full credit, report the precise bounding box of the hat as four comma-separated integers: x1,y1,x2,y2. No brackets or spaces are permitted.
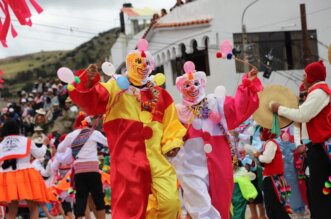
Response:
36,108,46,115
65,97,72,103
73,112,91,129
33,136,43,144
27,97,34,102
34,126,44,131
304,60,326,83
252,85,298,129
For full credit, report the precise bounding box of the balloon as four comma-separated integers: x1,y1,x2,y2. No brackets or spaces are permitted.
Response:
153,73,165,86
183,61,195,73
214,86,226,98
101,62,116,76
220,40,233,54
137,39,149,52
57,67,75,83
204,144,213,153
116,76,129,90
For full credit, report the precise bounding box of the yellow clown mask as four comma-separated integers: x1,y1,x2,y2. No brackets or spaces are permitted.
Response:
126,39,155,86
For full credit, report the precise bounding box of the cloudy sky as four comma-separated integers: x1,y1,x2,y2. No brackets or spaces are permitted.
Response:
0,0,174,59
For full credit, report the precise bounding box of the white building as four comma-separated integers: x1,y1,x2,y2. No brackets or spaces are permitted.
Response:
111,0,331,103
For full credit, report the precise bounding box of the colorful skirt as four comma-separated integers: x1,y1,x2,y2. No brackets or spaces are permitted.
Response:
0,168,56,203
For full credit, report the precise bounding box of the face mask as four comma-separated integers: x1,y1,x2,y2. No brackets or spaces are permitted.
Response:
126,51,154,86
176,70,207,106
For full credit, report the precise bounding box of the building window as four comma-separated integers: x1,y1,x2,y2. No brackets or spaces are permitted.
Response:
233,30,318,73
171,38,210,84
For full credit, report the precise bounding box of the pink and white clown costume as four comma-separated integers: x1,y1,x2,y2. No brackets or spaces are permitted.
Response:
171,62,262,219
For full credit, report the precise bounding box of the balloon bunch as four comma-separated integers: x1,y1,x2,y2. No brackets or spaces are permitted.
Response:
216,40,257,70
322,175,331,195
57,67,81,92
216,40,234,60
57,62,129,91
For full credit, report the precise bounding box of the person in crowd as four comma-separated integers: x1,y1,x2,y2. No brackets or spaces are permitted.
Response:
68,39,186,218
232,161,257,219
254,128,292,219
34,108,48,129
170,0,184,11
57,113,108,219
160,8,167,17
32,126,47,142
172,61,261,219
278,126,309,217
270,60,331,218
0,119,54,219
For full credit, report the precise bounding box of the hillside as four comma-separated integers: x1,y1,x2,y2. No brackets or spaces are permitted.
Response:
0,27,120,97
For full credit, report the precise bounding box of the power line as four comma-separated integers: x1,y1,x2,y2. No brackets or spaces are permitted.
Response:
249,5,331,31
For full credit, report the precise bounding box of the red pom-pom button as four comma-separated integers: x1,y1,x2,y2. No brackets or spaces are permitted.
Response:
142,126,153,140
216,52,222,58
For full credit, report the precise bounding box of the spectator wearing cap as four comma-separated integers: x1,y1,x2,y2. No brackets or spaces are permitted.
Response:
32,126,47,143
34,77,46,94
34,108,48,130
270,60,331,218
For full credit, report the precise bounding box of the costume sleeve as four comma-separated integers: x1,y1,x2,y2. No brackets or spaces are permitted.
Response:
39,160,52,177
161,90,187,154
293,123,302,147
93,130,108,147
278,89,329,123
236,176,258,200
68,71,110,115
224,74,262,130
258,141,277,164
57,133,73,153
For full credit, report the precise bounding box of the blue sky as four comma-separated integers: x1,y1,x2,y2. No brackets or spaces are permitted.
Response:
0,0,175,58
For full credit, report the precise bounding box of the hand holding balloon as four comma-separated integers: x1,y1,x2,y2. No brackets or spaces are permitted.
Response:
101,61,129,90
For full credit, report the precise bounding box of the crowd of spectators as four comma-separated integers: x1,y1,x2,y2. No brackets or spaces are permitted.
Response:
0,77,78,144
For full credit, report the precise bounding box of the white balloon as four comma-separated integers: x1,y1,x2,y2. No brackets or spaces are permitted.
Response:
214,86,226,98
57,67,75,83
204,144,213,153
101,62,116,76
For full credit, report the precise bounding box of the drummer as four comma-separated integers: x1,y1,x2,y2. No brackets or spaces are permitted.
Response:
270,60,331,219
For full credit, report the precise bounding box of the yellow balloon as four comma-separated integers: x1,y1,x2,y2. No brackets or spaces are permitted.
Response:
154,73,166,86
67,84,76,92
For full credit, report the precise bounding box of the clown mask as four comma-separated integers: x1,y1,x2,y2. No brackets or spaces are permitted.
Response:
125,41,155,86
176,70,206,106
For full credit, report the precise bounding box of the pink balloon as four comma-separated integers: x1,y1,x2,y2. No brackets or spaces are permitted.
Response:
137,39,149,51
183,61,195,73
57,67,74,83
220,40,233,54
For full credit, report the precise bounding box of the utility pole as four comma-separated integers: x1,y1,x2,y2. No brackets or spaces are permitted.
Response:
241,0,259,72
300,4,312,66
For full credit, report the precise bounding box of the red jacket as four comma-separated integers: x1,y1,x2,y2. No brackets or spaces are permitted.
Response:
262,140,284,176
306,83,331,143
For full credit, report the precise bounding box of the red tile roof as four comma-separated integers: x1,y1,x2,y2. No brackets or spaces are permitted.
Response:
154,18,212,29
142,17,212,39
121,8,140,17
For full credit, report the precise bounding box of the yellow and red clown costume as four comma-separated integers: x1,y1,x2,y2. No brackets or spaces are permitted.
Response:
69,39,186,219
171,61,262,219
